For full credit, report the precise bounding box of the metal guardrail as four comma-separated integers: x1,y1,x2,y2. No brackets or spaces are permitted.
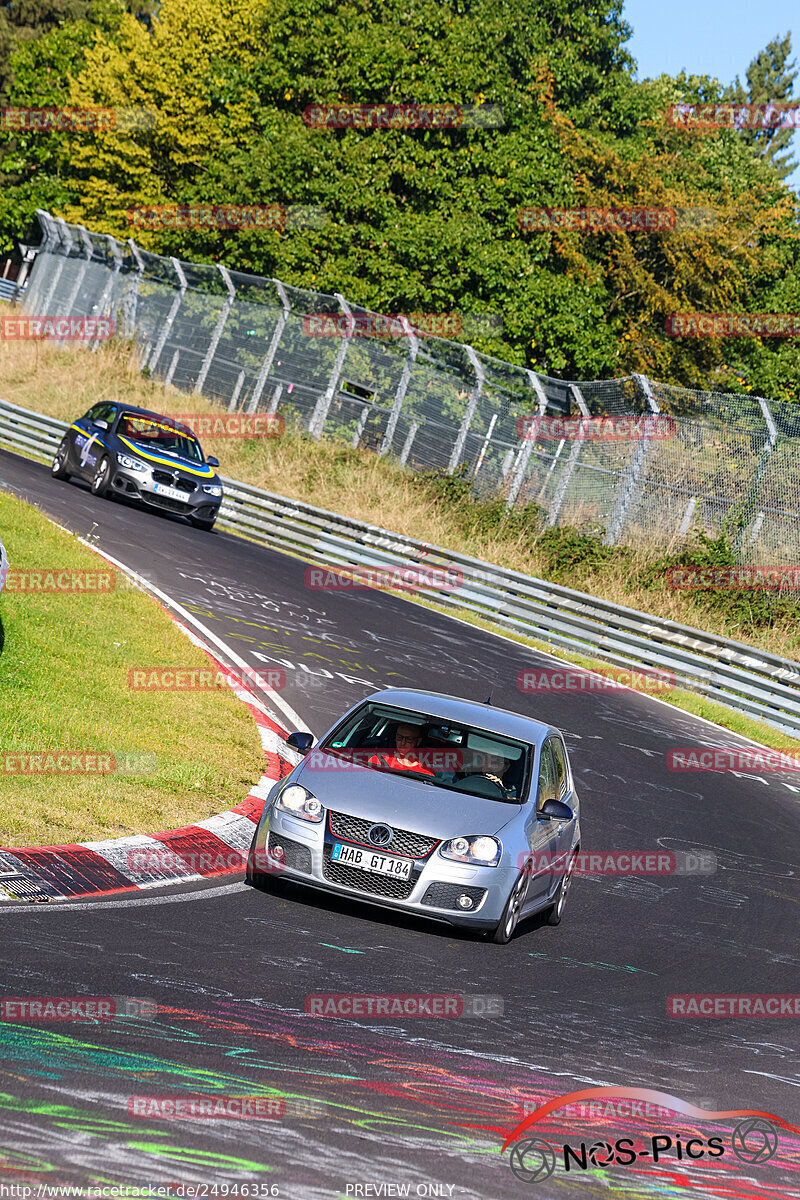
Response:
0,280,20,304
1,395,799,738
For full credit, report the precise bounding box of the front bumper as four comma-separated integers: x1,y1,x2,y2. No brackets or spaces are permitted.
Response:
250,807,521,930
111,461,221,521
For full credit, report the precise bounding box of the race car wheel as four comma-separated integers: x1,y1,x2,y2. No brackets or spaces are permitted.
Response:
490,870,528,944
51,439,71,480
91,456,111,498
545,849,578,926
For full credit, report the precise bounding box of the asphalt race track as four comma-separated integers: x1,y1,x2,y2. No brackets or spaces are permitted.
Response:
1,445,799,1199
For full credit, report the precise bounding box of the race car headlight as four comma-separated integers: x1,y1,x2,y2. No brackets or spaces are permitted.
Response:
275,784,323,823
118,454,148,472
202,485,223,497
440,835,501,866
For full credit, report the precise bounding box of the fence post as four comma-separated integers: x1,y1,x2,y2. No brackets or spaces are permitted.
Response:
603,373,661,545
678,497,697,537
57,225,93,346
732,397,779,554
379,317,419,456
506,370,549,508
91,234,122,351
248,280,290,413
546,384,589,526
39,217,72,315
352,405,370,448
472,413,497,478
121,237,145,341
448,346,485,473
309,293,353,438
399,421,419,467
22,210,58,312
164,349,180,390
146,257,187,374
194,264,235,394
228,370,246,412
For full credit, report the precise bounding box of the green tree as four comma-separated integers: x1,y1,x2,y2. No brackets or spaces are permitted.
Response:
724,33,798,183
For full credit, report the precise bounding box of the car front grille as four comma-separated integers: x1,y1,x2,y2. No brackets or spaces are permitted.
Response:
322,845,417,899
267,832,312,874
152,469,196,494
146,493,191,513
328,810,439,859
421,882,487,910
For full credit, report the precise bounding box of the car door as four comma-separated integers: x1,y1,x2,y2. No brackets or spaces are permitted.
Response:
547,734,577,869
72,403,116,478
520,741,562,909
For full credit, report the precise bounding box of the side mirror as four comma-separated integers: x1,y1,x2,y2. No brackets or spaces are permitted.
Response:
93,419,109,431
207,456,220,468
539,797,573,821
286,731,314,755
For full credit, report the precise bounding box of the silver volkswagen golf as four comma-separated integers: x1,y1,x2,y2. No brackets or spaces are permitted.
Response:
246,688,581,943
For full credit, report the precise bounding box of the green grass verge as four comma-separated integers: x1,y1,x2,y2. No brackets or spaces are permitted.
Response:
0,489,265,847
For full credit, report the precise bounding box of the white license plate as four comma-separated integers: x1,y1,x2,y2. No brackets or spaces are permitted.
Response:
152,483,189,502
332,842,412,880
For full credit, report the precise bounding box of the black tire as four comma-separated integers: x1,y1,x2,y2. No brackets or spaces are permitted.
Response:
490,871,528,944
189,515,216,531
545,849,578,926
91,456,111,498
51,439,71,480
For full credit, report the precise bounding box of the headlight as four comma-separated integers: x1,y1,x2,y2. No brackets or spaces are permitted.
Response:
118,454,147,472
440,835,501,866
275,784,323,823
202,485,223,497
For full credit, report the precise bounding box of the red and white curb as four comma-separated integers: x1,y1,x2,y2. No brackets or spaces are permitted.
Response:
0,624,301,904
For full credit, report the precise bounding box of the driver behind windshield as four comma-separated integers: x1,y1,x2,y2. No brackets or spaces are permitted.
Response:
368,722,435,776
455,747,517,800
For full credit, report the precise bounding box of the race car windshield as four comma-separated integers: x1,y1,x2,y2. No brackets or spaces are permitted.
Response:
117,413,205,464
319,702,530,803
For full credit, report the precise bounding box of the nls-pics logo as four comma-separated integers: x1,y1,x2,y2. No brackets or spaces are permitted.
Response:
500,1087,800,1184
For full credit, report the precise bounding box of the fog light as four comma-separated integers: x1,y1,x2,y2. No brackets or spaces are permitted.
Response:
456,893,474,910
270,844,286,861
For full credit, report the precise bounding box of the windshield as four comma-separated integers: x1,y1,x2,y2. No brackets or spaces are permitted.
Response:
317,702,531,803
117,413,205,464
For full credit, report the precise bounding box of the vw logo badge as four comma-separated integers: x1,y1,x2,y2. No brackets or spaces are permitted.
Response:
368,823,393,847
